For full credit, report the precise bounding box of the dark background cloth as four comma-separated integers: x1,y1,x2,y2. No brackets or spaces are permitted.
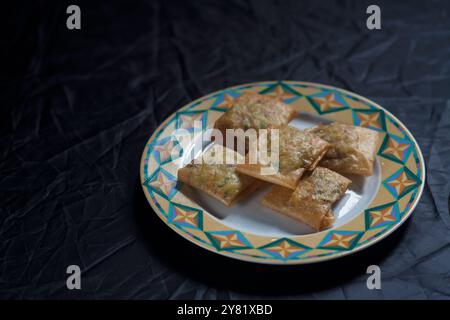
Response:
1,0,450,299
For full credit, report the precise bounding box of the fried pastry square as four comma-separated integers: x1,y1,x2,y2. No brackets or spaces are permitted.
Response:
262,167,351,231
177,144,259,206
214,93,296,134
236,126,330,189
307,123,380,176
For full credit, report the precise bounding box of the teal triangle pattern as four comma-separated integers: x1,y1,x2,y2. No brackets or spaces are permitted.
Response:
307,89,350,114
259,82,303,104
168,202,203,231
204,230,253,251
383,166,421,199
259,238,311,260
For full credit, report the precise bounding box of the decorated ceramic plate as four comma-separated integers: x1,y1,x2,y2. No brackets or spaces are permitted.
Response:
140,81,425,264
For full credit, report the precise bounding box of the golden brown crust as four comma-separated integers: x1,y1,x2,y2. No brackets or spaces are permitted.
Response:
178,168,234,206
236,126,330,189
177,145,258,206
289,167,351,208
307,147,330,171
262,185,333,231
262,167,351,231
214,93,297,134
320,211,335,230
307,123,380,176
235,165,305,189
227,179,264,205
261,185,297,219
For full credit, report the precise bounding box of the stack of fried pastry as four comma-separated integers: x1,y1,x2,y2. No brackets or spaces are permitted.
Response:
178,93,380,231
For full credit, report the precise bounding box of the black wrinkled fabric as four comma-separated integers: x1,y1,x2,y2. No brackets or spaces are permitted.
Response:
1,0,450,299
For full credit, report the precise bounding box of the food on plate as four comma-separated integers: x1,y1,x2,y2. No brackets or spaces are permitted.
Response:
182,98,377,231
214,93,296,134
307,123,380,176
236,125,330,189
262,167,351,231
177,144,260,206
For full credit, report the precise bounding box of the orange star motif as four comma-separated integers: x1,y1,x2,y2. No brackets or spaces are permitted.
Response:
268,86,295,100
387,171,416,195
212,233,243,249
313,93,344,111
154,140,174,162
150,173,174,195
267,241,301,258
357,112,380,128
326,233,357,249
370,206,395,226
173,208,198,227
384,139,408,160
179,113,203,129
216,93,235,109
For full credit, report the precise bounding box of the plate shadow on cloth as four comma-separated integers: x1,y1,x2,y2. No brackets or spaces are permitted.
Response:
134,181,409,296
